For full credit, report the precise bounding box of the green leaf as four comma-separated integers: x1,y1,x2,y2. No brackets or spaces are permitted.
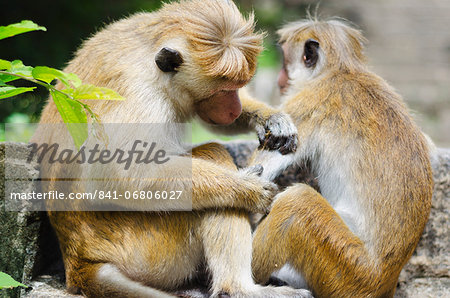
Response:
0,272,27,290
10,60,33,77
32,66,82,88
51,91,88,149
0,59,12,70
0,73,20,83
0,60,32,83
64,84,125,101
64,73,82,88
0,86,35,99
0,20,46,40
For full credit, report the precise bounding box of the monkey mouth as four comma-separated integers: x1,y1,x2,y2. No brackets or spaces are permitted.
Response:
206,117,219,125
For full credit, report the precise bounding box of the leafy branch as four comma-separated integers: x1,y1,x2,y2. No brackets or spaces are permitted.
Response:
0,20,124,149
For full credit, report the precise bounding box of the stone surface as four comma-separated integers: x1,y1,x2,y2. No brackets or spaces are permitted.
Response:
0,143,41,298
394,278,450,298
1,142,449,297
22,276,79,298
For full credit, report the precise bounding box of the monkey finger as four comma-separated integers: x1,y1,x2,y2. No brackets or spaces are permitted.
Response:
255,124,267,147
275,136,289,151
258,131,275,150
279,136,298,155
264,134,279,150
263,181,278,194
266,135,288,151
258,136,268,150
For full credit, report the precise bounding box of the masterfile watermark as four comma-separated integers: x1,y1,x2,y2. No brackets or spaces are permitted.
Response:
27,140,170,170
4,123,193,212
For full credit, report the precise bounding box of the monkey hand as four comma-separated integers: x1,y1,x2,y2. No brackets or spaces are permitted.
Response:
256,112,298,155
238,164,278,213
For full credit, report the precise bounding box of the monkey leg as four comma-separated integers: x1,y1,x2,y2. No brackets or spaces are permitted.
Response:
200,209,254,296
200,209,312,298
193,143,310,297
252,183,390,298
57,211,206,298
69,262,175,298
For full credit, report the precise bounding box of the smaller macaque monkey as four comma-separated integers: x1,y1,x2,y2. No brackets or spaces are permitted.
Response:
251,19,434,298
31,0,308,297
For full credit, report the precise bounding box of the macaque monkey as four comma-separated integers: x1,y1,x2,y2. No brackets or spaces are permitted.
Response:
31,0,309,297
251,19,434,298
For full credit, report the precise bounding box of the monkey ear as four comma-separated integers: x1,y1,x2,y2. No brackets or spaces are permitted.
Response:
155,47,183,72
303,39,320,68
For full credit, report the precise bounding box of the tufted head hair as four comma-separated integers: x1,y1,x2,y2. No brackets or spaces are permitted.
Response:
157,0,264,82
278,18,367,71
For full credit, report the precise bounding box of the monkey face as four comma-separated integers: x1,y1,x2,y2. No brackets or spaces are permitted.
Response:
154,45,248,125
152,0,263,125
277,20,366,95
193,77,248,125
277,39,322,95
154,46,246,125
194,88,243,125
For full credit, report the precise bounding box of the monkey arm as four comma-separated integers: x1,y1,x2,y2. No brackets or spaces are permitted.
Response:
204,89,298,155
150,156,276,212
76,148,275,213
186,142,275,212
190,157,276,212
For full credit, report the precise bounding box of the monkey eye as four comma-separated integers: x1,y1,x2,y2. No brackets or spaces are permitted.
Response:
303,39,319,68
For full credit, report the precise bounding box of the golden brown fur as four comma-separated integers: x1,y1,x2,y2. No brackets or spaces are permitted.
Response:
48,143,254,297
251,19,433,298
32,1,306,297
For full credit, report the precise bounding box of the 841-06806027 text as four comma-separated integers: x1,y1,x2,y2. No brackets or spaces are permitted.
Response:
10,190,184,201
